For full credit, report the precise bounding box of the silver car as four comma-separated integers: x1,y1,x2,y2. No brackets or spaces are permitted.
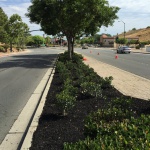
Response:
82,45,88,49
117,46,131,54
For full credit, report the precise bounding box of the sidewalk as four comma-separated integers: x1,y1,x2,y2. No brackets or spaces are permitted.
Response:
131,48,150,54
0,49,31,58
83,55,150,100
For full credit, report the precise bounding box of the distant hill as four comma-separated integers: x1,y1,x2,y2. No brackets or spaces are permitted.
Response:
118,27,150,42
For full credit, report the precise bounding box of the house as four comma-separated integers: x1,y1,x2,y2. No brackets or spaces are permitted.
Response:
100,34,139,48
100,34,115,47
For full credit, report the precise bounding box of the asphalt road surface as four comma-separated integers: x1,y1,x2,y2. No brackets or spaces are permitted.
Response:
75,47,150,80
0,47,62,144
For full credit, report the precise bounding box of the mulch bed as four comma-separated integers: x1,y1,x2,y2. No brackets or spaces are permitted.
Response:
30,71,150,150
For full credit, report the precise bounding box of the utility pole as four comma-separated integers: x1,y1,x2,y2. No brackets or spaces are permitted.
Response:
118,20,125,40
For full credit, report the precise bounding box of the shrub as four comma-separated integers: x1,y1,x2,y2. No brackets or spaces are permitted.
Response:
84,98,134,137
58,51,83,63
72,52,83,63
101,76,113,89
21,46,26,50
135,45,140,49
56,61,71,81
2,44,9,51
108,97,133,112
56,90,76,116
16,46,21,51
80,82,102,98
58,51,70,62
56,78,77,116
64,96,150,149
65,61,75,71
0,46,5,52
64,115,150,149
84,108,133,139
63,78,78,97
73,67,85,80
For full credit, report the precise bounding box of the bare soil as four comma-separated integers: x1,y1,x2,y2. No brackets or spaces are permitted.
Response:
119,27,150,42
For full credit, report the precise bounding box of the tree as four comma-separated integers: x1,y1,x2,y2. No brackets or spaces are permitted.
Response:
26,36,35,46
93,34,101,44
4,14,29,52
0,7,8,43
26,0,119,59
116,38,127,45
45,36,51,45
32,35,45,46
132,28,136,30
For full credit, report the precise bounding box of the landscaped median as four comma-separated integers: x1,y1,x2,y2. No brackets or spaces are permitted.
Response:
29,51,150,150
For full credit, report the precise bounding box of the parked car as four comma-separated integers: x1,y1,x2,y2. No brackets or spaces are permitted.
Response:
82,45,88,49
117,46,131,54
87,44,93,47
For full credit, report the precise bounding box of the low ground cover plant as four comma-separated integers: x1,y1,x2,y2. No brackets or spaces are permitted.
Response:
56,52,150,149
30,51,150,150
64,98,150,149
55,51,108,115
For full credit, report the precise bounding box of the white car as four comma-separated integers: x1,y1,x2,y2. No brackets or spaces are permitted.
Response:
117,46,131,54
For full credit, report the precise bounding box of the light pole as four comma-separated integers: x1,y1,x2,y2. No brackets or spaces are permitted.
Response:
118,20,125,40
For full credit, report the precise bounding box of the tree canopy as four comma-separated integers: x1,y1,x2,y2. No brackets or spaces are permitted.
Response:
32,35,45,45
0,7,8,43
26,0,119,58
4,14,29,51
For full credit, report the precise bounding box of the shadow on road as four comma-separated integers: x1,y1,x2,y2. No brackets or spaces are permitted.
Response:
0,54,58,69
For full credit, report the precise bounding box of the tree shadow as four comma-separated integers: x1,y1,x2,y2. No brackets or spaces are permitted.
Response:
0,54,58,69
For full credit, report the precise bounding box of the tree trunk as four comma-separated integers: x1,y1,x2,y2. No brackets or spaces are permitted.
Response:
10,41,13,52
71,37,74,54
67,36,75,60
67,36,72,60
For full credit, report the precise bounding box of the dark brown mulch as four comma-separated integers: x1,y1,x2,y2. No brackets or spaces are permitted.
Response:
29,72,150,150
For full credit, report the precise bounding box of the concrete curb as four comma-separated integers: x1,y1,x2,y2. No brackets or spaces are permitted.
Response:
0,66,56,150
20,69,55,150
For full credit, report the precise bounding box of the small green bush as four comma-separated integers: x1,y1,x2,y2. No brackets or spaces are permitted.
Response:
63,78,78,97
58,51,70,62
80,82,102,98
16,46,21,51
58,51,83,63
84,98,134,138
21,46,26,50
108,97,133,112
136,45,140,49
101,76,113,89
64,115,150,149
56,78,77,116
65,61,75,70
0,46,5,52
2,44,9,51
56,90,76,116
56,61,71,81
72,52,83,63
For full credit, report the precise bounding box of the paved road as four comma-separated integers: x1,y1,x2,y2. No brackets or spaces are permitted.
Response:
0,48,62,144
75,47,150,80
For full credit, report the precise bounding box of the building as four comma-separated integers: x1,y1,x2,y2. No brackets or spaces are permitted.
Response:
100,34,115,47
100,34,139,48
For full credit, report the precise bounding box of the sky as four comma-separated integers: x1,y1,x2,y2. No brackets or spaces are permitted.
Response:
0,0,150,37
